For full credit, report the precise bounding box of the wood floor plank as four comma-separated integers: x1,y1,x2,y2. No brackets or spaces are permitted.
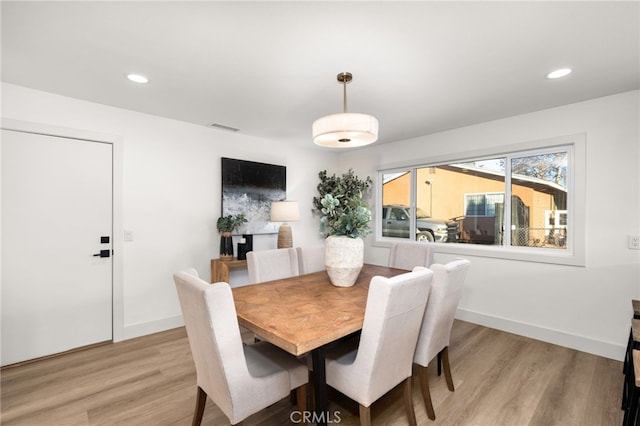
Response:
1,321,624,426
581,356,627,426
528,347,596,426
432,328,531,425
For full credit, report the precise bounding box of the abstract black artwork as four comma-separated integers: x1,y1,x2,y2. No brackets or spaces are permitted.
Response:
221,157,286,234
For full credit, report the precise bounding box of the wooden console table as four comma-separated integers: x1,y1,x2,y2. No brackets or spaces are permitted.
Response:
210,258,247,283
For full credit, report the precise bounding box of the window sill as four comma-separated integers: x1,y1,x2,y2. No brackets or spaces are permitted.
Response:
374,237,585,267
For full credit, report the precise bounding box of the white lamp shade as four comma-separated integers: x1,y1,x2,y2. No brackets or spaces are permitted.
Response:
270,201,300,222
312,113,379,148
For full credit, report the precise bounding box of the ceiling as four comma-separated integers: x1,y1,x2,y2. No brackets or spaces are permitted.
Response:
2,1,639,150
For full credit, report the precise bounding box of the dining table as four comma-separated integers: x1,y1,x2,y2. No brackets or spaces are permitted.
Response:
232,263,408,426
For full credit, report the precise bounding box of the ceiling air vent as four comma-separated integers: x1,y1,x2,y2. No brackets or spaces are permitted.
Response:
209,123,240,132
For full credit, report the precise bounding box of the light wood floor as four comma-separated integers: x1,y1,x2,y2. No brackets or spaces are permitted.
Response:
1,320,624,425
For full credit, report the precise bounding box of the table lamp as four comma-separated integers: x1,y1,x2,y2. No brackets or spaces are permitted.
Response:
270,201,300,249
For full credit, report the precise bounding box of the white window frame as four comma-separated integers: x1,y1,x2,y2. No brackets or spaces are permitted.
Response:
374,133,586,266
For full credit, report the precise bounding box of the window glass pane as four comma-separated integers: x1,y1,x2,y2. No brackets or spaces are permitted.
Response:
510,151,568,248
465,194,486,216
381,171,411,239
415,166,455,243
415,159,505,245
485,193,505,217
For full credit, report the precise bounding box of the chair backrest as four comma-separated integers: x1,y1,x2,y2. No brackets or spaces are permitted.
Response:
173,268,250,419
388,242,434,270
352,268,433,405
246,248,299,284
296,245,325,274
413,258,471,366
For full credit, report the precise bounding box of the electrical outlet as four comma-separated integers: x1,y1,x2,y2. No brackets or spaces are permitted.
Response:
630,235,640,250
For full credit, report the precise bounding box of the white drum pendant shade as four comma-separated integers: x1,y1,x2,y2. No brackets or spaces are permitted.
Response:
312,72,378,148
312,113,379,148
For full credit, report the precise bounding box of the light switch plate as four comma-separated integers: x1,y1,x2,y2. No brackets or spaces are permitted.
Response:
124,230,134,242
629,235,640,250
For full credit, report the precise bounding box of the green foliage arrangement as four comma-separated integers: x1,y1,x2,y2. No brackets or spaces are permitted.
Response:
216,213,247,234
312,169,373,238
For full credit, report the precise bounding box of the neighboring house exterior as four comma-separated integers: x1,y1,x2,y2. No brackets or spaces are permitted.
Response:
383,164,567,247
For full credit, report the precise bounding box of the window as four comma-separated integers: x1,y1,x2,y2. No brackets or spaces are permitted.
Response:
375,134,585,265
464,193,504,217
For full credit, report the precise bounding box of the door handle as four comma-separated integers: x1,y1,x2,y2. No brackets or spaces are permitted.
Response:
93,249,111,258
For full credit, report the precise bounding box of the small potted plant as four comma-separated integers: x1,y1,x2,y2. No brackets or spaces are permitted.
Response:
216,213,247,260
313,169,372,286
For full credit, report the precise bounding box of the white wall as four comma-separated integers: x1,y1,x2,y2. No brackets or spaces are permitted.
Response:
339,90,640,360
3,82,638,360
1,83,332,340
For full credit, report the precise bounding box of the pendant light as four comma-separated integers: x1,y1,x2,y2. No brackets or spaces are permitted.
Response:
312,72,379,148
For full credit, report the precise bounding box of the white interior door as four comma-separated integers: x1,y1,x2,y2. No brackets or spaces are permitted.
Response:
1,129,113,366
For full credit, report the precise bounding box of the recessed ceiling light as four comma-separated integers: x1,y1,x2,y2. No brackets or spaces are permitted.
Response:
546,68,572,79
126,74,149,84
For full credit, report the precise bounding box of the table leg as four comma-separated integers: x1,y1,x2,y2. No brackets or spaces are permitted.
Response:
311,346,328,426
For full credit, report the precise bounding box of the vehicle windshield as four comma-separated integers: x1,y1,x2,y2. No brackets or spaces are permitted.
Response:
416,207,430,218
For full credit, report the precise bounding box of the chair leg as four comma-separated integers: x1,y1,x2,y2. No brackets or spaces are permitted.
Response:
418,364,436,420
358,404,371,426
624,349,640,426
437,351,442,376
403,377,417,426
625,360,633,411
193,386,207,426
625,328,633,374
623,383,639,426
441,347,455,392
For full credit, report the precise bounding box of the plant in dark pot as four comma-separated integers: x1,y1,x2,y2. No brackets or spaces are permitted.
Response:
216,213,247,260
313,169,372,287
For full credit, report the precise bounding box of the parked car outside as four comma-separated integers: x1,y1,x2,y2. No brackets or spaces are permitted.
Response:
382,204,457,242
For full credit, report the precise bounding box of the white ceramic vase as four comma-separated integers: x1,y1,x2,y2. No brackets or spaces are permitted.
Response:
324,235,364,287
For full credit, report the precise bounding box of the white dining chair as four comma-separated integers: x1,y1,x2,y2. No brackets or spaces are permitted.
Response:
412,258,471,420
325,268,433,426
173,268,308,426
296,245,325,274
246,247,299,284
388,241,434,270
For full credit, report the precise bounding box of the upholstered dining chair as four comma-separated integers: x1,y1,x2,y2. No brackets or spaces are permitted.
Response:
388,242,434,270
296,245,325,274
173,268,308,426
412,258,471,420
325,268,434,426
246,247,299,284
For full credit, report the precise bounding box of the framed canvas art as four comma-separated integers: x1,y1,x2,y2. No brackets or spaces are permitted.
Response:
221,157,286,234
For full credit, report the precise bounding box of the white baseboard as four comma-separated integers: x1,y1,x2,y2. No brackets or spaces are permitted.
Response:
456,308,625,361
119,310,626,361
121,315,185,341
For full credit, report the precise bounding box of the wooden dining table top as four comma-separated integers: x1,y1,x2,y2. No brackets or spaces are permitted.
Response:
232,264,408,356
